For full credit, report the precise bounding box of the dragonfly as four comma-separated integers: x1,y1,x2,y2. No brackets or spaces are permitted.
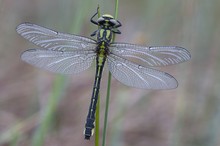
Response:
16,8,191,140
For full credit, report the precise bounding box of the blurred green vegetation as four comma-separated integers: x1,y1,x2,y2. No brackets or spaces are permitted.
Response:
0,0,220,146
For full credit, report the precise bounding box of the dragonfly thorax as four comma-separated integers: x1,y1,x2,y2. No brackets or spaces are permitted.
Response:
96,14,120,44
96,28,113,44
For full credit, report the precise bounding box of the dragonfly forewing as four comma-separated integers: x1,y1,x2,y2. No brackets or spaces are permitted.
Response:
16,23,97,51
107,53,178,89
109,43,191,67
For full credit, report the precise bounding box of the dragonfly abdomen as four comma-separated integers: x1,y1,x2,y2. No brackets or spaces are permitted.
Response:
84,26,112,139
84,55,106,140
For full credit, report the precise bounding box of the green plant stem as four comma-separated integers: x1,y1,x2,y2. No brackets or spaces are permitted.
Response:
32,75,66,146
95,94,100,146
102,1,119,146
102,73,112,146
31,1,92,145
114,0,119,19
95,5,101,146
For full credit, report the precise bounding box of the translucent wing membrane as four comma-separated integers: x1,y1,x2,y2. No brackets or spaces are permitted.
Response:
107,54,178,89
16,23,97,51
21,49,96,74
110,43,191,67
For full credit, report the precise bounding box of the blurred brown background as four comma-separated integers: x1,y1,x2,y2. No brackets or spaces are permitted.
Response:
0,0,220,146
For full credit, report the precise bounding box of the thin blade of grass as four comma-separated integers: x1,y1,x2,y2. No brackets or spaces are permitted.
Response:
31,1,92,145
95,5,101,146
102,1,119,146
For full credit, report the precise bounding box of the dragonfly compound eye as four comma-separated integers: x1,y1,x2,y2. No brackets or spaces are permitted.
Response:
97,17,105,23
109,19,119,26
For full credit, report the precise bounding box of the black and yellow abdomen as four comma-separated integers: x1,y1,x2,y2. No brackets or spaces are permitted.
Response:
84,11,122,139
84,28,112,139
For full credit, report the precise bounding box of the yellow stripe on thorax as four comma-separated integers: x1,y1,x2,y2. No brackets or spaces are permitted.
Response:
98,42,106,66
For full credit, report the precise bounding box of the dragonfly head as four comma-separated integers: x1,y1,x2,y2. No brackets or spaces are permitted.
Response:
97,14,120,28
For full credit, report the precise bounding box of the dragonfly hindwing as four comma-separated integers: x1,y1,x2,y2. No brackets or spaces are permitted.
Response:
107,53,178,89
21,49,96,74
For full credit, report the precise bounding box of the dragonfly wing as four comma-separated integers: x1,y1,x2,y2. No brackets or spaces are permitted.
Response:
109,43,191,67
21,49,96,74
16,23,97,51
107,54,178,89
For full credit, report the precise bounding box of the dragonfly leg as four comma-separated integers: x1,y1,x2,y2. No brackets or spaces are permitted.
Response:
113,29,121,34
90,30,98,37
90,6,99,25
115,20,122,28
